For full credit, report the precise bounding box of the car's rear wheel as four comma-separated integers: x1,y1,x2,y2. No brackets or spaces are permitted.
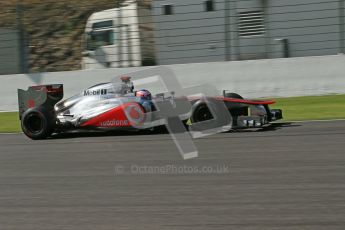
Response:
21,107,55,140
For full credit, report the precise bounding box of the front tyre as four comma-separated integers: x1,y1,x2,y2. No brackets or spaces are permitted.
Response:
191,103,213,123
21,107,56,140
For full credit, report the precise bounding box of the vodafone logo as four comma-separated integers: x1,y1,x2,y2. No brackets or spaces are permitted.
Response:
100,120,129,127
124,103,145,127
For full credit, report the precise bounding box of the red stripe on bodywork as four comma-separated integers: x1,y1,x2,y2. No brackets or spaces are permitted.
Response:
215,96,276,105
186,96,276,105
31,85,63,93
80,102,144,127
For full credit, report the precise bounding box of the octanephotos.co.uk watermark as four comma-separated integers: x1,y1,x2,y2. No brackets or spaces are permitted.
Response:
114,164,231,175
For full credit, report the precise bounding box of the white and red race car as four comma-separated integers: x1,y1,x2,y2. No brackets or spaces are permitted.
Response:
18,77,282,139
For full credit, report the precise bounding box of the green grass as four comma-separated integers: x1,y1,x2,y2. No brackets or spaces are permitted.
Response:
0,112,21,133
271,94,345,121
0,94,345,133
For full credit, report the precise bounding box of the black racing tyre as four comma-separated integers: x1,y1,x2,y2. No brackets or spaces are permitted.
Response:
224,92,243,99
189,99,233,133
21,107,55,140
191,102,214,123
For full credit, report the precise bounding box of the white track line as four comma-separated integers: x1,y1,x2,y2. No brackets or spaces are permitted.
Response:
0,110,18,113
283,119,345,123
0,132,22,135
1,119,345,135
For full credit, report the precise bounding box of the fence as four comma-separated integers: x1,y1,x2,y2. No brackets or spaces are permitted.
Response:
1,54,345,111
0,0,345,73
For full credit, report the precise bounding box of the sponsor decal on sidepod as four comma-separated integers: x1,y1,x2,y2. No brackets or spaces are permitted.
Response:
84,89,107,96
100,120,129,127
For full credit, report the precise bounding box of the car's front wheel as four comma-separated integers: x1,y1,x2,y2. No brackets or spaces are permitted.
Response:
191,103,213,123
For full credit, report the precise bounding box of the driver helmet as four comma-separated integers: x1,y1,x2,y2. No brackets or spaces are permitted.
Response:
136,89,152,100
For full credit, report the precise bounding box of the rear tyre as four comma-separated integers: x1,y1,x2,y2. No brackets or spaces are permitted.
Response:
21,107,55,140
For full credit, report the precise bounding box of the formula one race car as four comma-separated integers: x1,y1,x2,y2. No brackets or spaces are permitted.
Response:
18,77,282,139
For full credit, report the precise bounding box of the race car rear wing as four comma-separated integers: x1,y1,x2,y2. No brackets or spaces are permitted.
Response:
17,84,63,119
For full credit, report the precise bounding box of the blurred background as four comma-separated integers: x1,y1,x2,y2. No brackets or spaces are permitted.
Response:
0,0,344,74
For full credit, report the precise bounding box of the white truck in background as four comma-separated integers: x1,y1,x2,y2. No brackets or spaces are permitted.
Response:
82,0,155,69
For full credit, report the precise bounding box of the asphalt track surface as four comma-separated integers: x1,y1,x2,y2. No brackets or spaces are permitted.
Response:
0,121,345,230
